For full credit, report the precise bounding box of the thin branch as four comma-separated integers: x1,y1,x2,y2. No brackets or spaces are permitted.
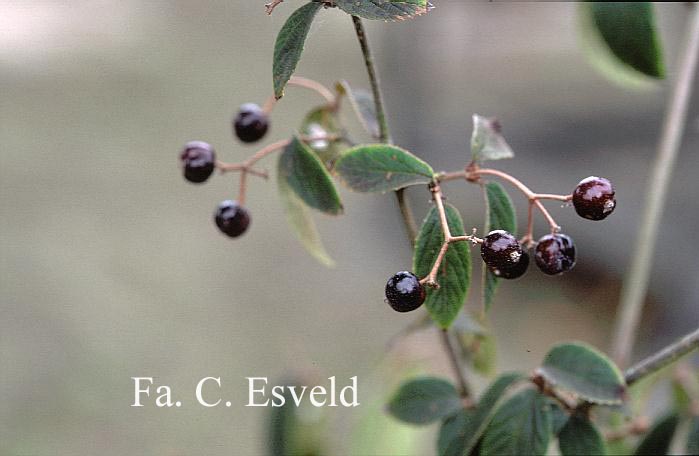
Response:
396,188,418,247
624,327,699,386
521,201,535,247
420,184,482,287
533,199,561,233
472,167,536,199
612,5,699,367
350,15,472,399
351,16,390,144
437,170,467,183
238,170,248,205
215,161,268,179
441,330,471,398
468,167,563,233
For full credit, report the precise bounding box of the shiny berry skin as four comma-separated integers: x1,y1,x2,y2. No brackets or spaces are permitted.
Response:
480,230,523,270
180,141,215,183
385,271,426,313
535,233,576,275
491,251,529,280
572,176,616,221
214,200,251,238
233,103,269,143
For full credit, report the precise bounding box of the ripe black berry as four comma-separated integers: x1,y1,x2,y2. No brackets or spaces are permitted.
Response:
572,176,616,221
214,200,251,238
491,251,529,280
535,233,576,275
480,230,523,270
180,141,215,183
233,103,269,143
385,271,425,313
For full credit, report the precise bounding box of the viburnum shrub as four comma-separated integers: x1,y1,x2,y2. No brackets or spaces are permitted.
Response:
179,2,699,454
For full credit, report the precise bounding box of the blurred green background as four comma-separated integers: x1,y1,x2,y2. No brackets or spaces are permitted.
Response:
1,1,698,454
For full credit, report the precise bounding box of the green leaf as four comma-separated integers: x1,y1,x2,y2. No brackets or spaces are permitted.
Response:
278,136,343,215
687,415,699,455
439,373,525,456
387,377,462,425
589,3,664,79
578,3,664,89
336,81,380,139
538,341,626,405
300,105,346,168
481,182,517,312
273,2,322,99
438,409,475,456
471,115,514,163
278,175,334,267
481,388,553,456
335,0,433,21
558,414,607,456
334,144,434,193
413,203,471,328
634,413,679,456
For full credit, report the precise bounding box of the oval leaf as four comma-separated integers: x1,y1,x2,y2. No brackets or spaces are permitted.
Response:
538,342,626,405
588,3,664,79
558,414,607,456
335,0,433,21
481,388,553,456
471,115,514,163
336,80,380,139
278,136,343,215
439,372,525,456
579,3,665,88
387,377,461,425
481,181,517,312
273,2,322,99
277,175,334,267
300,105,346,168
335,144,434,193
413,203,471,329
634,413,679,456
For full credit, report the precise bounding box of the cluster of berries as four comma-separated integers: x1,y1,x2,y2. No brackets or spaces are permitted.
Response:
385,176,616,312
179,104,270,237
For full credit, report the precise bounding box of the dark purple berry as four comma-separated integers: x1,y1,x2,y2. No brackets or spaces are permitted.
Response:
233,103,269,143
480,230,523,270
572,176,616,221
385,271,425,313
214,200,250,238
180,141,215,183
535,233,576,275
491,251,529,280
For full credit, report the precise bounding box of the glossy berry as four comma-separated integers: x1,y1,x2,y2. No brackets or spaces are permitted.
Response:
480,230,523,270
385,271,426,313
180,141,215,183
572,176,616,221
491,251,529,280
535,233,576,275
233,103,269,143
214,200,251,238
